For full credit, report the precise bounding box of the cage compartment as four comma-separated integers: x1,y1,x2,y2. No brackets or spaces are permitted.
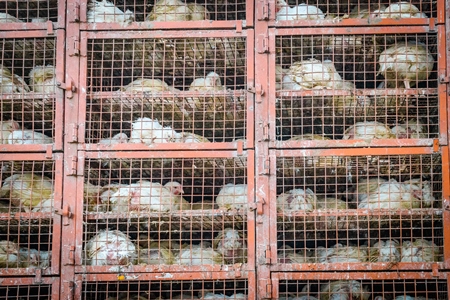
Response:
277,278,447,300
0,156,61,276
271,0,438,24
0,34,62,149
79,154,250,270
273,152,443,268
82,0,247,24
84,34,249,146
0,278,58,300
0,0,60,24
273,32,439,143
81,278,249,299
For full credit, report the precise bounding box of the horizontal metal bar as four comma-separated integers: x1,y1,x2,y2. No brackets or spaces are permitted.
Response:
271,18,432,29
275,25,434,36
80,20,249,31
275,147,438,157
0,277,59,285
0,29,61,38
269,262,445,272
83,143,252,152
273,139,436,149
276,89,438,97
272,270,447,280
83,29,249,39
0,152,60,160
83,149,251,159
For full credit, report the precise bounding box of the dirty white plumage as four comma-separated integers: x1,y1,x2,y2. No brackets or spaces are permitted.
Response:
317,243,367,263
282,59,350,90
278,246,313,263
402,178,435,208
343,121,394,140
98,133,129,145
0,13,22,23
31,198,53,213
276,188,316,212
319,281,370,300
201,292,246,299
0,64,30,93
147,0,210,21
85,230,137,266
7,130,53,144
315,197,347,210
28,65,57,94
213,228,246,263
400,239,439,262
0,120,20,144
391,119,426,139
87,0,134,25
120,78,179,93
377,42,434,89
374,2,427,19
0,240,19,267
175,244,223,265
108,180,185,213
137,242,174,265
129,117,179,144
275,0,325,21
215,183,247,210
349,4,386,19
358,179,421,209
351,178,388,202
18,248,51,268
0,173,54,212
368,240,401,262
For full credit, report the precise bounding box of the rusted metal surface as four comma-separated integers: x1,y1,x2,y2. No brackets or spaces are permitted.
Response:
0,30,64,152
273,276,447,299
0,0,64,30
78,30,251,150
0,153,62,277
0,277,60,300
78,0,250,30
76,276,252,299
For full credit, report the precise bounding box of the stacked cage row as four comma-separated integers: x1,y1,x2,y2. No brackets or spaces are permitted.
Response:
0,1,65,296
70,0,256,298
255,0,450,298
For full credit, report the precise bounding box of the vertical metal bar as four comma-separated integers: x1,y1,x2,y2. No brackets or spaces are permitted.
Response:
442,146,450,269
246,29,255,149
246,150,256,270
54,29,66,151
51,154,64,275
438,25,448,144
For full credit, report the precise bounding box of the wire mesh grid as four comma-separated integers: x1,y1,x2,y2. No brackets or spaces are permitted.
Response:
0,160,56,270
0,284,53,300
0,0,59,23
0,36,57,145
277,279,447,300
82,156,248,267
82,279,248,299
85,36,248,144
275,33,438,141
85,0,247,24
273,0,437,21
275,153,443,265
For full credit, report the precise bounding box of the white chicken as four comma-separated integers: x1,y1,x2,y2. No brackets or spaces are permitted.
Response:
400,239,439,262
28,65,57,94
215,183,247,210
282,59,350,90
0,240,19,268
278,246,313,263
0,173,54,212
349,4,386,19
276,188,316,212
317,243,367,263
0,13,22,23
394,296,430,300
108,180,185,213
147,0,210,21
275,0,325,21
175,244,223,265
98,133,129,145
7,130,53,144
342,121,394,140
137,242,174,265
129,117,179,144
85,230,137,266
377,42,434,89
358,179,423,209
351,178,388,202
368,240,401,262
315,197,347,210
0,64,30,93
0,120,20,144
213,228,246,263
391,119,426,139
189,72,223,92
319,281,370,300
120,78,179,93
18,248,51,268
402,178,435,208
373,2,427,19
31,198,53,213
87,0,134,25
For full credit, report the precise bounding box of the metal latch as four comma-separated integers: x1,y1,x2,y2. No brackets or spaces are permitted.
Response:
68,123,79,143
64,246,76,266
257,34,269,54
57,77,77,99
248,83,264,95
34,268,42,284
67,156,78,176
257,0,269,20
249,198,265,215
